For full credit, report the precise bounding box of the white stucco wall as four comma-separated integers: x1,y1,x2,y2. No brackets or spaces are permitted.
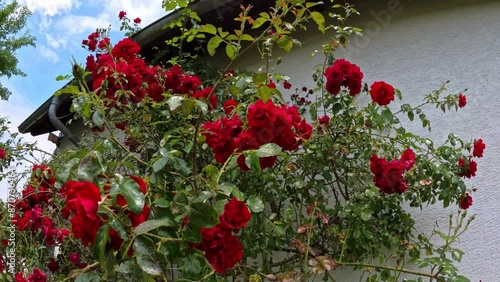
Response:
54,0,499,280
227,0,498,280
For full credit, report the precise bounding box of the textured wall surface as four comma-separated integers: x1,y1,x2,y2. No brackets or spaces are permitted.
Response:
230,0,499,280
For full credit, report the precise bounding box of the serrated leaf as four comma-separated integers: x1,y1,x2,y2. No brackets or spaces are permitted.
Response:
247,195,264,213
134,236,163,276
257,143,282,157
207,36,223,56
258,85,272,103
187,202,219,228
119,178,145,215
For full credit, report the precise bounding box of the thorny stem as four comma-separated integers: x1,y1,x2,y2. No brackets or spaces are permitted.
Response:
336,261,444,281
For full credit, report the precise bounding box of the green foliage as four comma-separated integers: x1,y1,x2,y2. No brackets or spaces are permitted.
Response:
0,0,35,100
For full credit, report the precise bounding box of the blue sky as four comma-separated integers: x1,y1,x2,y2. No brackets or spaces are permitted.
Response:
0,0,165,198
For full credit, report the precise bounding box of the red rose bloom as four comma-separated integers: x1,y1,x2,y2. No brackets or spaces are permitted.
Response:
283,80,292,89
0,148,5,159
63,181,102,220
267,80,276,89
459,192,473,210
15,272,26,282
68,253,80,265
458,158,477,178
473,139,485,158
223,99,238,116
204,233,243,273
27,268,46,282
118,11,127,20
318,115,330,125
222,197,252,229
47,258,59,272
133,17,141,24
458,93,467,108
370,81,395,106
324,59,363,96
70,215,102,247
370,149,416,194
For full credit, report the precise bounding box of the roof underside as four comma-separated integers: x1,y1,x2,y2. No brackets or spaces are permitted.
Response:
18,0,263,136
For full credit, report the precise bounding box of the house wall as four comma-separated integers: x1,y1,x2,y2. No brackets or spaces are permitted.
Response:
225,0,498,280
54,0,499,280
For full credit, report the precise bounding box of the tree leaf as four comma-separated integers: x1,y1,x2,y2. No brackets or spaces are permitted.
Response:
187,202,219,228
225,44,237,60
134,236,164,276
119,178,145,215
252,17,267,29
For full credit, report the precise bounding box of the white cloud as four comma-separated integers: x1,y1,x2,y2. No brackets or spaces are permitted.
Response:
38,44,60,64
0,80,55,201
20,0,81,17
105,0,166,26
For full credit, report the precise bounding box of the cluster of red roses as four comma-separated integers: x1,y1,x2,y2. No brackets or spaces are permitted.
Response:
324,59,398,106
13,268,46,282
83,33,216,108
61,177,150,253
456,138,485,209
0,148,6,159
202,99,313,170
118,10,141,24
370,149,416,194
324,59,363,96
12,165,70,245
192,198,251,273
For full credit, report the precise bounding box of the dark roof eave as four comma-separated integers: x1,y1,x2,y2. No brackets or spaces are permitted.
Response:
18,0,239,136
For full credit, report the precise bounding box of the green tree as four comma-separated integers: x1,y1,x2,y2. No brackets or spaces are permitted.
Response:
0,0,35,100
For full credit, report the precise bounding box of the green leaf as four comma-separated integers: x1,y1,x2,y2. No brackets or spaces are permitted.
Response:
247,195,264,213
194,100,208,115
207,36,223,56
58,158,80,182
310,11,325,32
109,219,128,239
225,44,237,60
135,219,175,236
252,73,267,86
244,151,261,171
257,143,282,157
93,224,110,267
56,74,71,81
395,89,402,100
381,108,393,123
92,109,105,128
408,110,414,121
75,273,101,282
167,95,185,110
257,85,272,103
134,236,164,276
119,178,145,215
199,24,216,34
187,202,219,228
239,34,254,41
183,223,202,243
153,157,168,172
277,36,293,52
252,17,267,29
360,212,372,221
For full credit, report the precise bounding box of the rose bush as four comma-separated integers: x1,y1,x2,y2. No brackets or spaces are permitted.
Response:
0,1,483,282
